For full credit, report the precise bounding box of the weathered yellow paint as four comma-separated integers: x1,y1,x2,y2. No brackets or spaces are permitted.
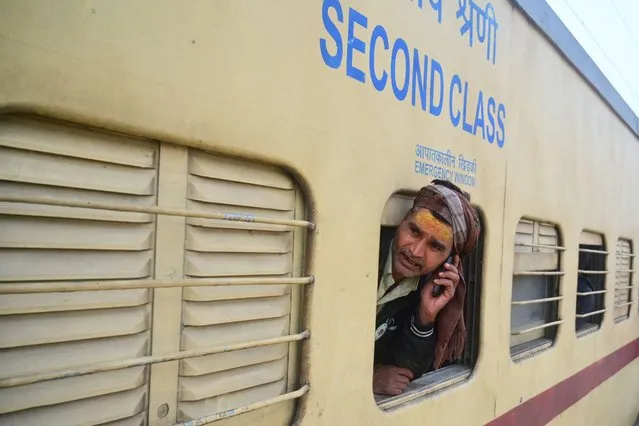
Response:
0,1,637,425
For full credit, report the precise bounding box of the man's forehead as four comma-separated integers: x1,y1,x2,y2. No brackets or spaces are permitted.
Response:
409,209,452,242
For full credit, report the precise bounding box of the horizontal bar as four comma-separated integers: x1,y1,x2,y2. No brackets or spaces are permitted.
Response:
511,320,563,336
578,248,608,255
513,271,564,276
0,195,315,229
0,330,310,388
0,276,315,294
175,383,310,425
577,289,607,296
515,243,566,251
575,308,606,318
615,270,636,274
577,270,608,275
614,301,633,308
616,253,636,258
511,296,563,305
615,285,636,291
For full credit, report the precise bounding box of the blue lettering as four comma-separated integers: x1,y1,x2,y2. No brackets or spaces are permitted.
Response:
461,82,473,134
319,3,505,150
454,171,476,187
370,25,389,92
391,38,410,101
497,103,506,147
449,74,462,127
319,0,344,69
473,90,485,139
429,59,443,116
486,96,496,143
346,8,367,83
411,50,428,110
430,0,443,24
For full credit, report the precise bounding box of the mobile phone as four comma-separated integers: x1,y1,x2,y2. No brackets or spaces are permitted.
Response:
431,255,454,297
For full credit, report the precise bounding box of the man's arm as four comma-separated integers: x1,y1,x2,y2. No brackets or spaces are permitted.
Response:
386,314,437,377
389,256,462,378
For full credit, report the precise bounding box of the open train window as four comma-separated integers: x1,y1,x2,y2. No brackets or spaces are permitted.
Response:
373,192,483,410
510,219,562,361
575,231,606,336
614,239,634,322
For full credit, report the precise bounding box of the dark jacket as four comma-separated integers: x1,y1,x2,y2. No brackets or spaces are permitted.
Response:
374,235,437,378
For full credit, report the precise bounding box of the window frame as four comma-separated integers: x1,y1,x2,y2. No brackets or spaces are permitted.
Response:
575,230,607,337
0,116,313,426
510,218,563,362
614,238,635,322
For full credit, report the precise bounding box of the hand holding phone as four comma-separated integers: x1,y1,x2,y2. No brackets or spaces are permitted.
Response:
431,255,454,297
418,255,461,325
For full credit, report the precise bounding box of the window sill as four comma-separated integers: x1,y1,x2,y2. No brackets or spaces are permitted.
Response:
510,338,553,362
614,315,630,323
576,322,600,337
375,364,471,410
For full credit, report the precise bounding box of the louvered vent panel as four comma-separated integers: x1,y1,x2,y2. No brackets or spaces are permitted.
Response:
178,150,297,422
614,239,633,321
0,118,157,426
511,219,561,351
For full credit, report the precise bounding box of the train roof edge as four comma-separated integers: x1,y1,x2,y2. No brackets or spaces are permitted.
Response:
511,0,639,138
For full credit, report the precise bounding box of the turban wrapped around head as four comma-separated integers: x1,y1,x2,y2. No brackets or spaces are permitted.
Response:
411,180,481,368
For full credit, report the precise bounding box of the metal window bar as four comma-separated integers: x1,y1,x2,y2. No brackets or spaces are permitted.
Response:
578,248,609,255
615,269,636,274
0,194,315,422
614,285,636,291
575,308,606,319
511,296,563,305
0,276,315,295
0,195,316,229
511,320,563,336
175,383,310,425
513,271,564,276
615,253,636,258
514,243,566,251
577,289,607,296
0,330,311,388
614,301,633,308
577,270,608,275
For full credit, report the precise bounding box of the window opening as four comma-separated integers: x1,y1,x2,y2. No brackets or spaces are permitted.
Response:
575,231,606,336
374,192,484,410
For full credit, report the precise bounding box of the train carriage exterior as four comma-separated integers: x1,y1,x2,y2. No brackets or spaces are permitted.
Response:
0,0,637,425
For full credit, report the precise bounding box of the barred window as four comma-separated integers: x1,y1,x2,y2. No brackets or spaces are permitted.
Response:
575,231,607,336
614,239,634,322
510,219,563,361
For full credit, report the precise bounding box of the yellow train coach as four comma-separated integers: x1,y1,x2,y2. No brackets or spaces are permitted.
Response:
0,0,637,425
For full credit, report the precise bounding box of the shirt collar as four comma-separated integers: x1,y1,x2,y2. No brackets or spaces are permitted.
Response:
376,242,419,309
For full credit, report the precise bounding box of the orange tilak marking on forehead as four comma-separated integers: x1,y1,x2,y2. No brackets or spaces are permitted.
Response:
413,210,452,243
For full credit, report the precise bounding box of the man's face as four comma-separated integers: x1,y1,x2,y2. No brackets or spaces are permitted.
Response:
392,208,454,280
